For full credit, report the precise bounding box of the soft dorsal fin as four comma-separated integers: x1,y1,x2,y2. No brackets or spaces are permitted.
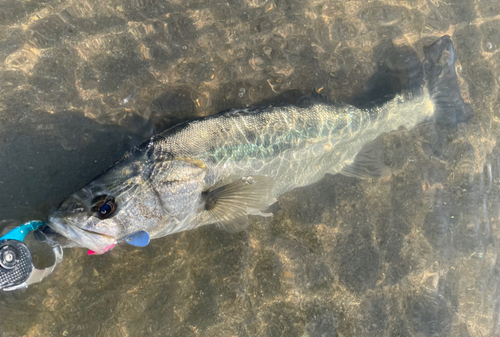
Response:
203,176,276,233
297,90,338,107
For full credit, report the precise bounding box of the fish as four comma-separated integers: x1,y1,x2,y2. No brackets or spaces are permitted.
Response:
46,36,470,254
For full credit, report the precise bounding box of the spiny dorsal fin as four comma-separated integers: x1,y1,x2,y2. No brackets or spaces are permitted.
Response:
203,176,276,233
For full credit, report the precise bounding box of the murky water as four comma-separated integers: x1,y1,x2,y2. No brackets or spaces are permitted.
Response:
1,0,500,336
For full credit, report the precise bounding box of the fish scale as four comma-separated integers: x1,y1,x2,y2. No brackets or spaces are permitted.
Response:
46,36,469,254
155,91,433,196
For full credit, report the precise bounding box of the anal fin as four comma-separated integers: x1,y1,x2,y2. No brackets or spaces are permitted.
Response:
340,138,391,179
203,176,276,233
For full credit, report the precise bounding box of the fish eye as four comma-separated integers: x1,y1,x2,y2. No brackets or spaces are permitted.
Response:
91,196,118,219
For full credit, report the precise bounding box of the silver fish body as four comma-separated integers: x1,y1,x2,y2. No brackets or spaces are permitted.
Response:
47,36,469,254
164,91,433,196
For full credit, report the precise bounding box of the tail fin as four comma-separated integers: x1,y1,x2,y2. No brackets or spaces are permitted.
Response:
423,35,472,128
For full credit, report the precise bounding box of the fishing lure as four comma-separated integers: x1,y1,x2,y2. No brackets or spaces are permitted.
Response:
0,221,149,290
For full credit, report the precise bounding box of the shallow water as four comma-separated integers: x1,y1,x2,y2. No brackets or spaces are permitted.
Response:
1,0,500,336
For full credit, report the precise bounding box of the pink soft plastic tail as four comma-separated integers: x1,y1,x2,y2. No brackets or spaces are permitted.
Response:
88,243,115,255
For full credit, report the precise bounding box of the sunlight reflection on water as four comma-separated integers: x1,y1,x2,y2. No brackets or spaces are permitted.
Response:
1,0,500,336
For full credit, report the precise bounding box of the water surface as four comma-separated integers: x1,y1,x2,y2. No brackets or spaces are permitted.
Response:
1,0,500,336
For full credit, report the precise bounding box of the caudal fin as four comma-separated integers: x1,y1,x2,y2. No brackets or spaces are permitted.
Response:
423,35,472,128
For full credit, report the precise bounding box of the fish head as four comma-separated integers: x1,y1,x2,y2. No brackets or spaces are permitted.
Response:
48,147,207,254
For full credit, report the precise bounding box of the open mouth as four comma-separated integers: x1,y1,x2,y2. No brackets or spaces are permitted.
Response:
78,226,115,239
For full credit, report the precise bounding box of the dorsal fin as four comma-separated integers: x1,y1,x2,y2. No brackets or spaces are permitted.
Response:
297,90,338,107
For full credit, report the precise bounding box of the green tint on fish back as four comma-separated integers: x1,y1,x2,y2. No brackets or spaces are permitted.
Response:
154,89,434,196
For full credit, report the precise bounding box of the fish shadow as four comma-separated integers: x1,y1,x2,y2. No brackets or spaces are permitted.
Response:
348,39,423,108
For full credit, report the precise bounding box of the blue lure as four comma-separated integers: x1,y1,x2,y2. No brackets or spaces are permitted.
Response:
125,230,150,247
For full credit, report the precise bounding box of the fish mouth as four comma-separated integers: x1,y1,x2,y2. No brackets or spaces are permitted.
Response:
48,216,116,254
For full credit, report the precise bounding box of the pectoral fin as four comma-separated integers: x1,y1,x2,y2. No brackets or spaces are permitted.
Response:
203,176,276,233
